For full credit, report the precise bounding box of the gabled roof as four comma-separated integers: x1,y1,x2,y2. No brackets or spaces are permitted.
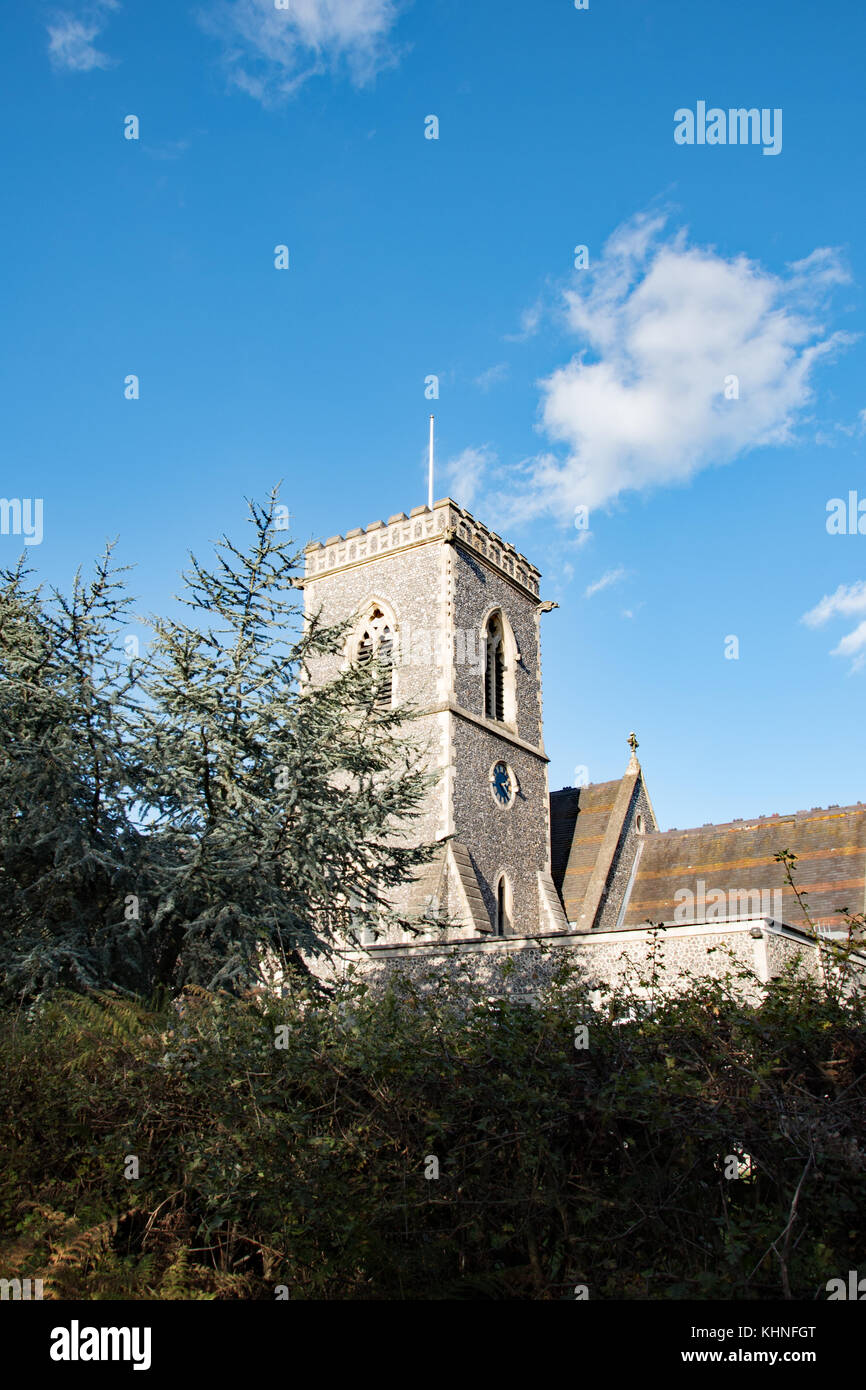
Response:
549,786,582,890
618,803,866,932
550,781,622,916
550,765,647,928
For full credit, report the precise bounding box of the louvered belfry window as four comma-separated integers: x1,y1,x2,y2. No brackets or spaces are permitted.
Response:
485,614,505,721
359,608,393,710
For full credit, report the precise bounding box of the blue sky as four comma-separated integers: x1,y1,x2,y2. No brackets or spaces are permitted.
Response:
2,0,865,830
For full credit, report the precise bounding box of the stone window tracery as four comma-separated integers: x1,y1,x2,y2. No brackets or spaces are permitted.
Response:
356,606,394,710
483,609,517,725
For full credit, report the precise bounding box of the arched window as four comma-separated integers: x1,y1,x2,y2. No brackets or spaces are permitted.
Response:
495,875,510,936
356,606,394,710
484,613,506,721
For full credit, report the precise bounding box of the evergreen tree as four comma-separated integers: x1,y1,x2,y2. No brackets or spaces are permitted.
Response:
130,490,436,995
0,495,437,1003
0,550,142,1002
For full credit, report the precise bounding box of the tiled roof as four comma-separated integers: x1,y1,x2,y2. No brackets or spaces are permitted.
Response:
549,787,581,891
619,803,866,931
550,778,635,925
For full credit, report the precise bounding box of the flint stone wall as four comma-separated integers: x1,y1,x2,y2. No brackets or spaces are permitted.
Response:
327,921,830,1004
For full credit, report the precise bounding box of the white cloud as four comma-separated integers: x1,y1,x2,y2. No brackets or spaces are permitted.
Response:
474,362,509,391
441,445,494,512
504,301,542,343
47,2,119,72
199,0,406,103
801,581,866,672
802,581,866,628
833,620,866,658
787,246,852,293
504,213,854,521
585,566,625,598
145,139,192,162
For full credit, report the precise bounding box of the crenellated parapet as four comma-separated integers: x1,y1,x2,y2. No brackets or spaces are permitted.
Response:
303,499,540,598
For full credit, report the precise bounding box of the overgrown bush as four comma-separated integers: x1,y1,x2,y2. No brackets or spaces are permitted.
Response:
2,954,864,1300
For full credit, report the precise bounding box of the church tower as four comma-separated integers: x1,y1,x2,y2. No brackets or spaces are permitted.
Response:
302,499,567,940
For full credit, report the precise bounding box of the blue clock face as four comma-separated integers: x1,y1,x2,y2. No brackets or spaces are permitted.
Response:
492,762,513,806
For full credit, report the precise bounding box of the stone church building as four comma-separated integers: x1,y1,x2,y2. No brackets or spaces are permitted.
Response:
302,497,866,1000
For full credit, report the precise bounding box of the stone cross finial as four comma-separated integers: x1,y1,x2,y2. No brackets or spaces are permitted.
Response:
627,732,640,771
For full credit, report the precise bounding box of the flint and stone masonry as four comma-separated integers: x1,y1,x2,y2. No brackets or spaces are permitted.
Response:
301,497,866,1000
302,499,564,943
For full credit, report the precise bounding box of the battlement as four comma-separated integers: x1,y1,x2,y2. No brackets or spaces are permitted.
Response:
303,498,540,596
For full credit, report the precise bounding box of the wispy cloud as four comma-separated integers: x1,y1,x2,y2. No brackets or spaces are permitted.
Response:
144,138,192,162
441,445,495,512
501,212,854,522
585,566,626,598
47,1,120,72
802,581,866,672
198,0,407,104
474,362,509,392
504,301,542,343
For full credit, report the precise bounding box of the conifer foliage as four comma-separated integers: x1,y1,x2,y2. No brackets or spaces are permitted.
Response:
0,493,434,1003
0,549,141,999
